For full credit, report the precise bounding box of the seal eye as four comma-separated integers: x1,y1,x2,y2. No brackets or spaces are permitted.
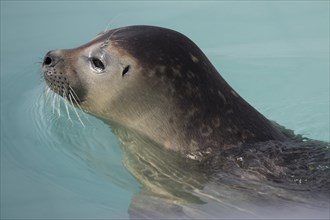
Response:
91,57,105,72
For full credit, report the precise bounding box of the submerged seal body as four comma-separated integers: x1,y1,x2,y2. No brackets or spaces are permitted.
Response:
42,25,288,159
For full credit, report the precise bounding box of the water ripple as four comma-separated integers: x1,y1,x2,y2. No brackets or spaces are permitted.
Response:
31,83,139,191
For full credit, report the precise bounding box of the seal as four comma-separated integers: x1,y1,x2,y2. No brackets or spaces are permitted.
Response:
42,25,288,160
42,25,329,218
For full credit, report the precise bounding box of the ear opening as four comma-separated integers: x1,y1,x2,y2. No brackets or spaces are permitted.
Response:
122,65,130,76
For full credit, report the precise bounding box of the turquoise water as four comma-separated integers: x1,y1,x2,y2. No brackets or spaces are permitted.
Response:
1,1,329,219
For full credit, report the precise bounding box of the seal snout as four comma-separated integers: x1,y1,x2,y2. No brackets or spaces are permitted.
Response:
43,50,62,68
42,50,69,97
42,49,86,105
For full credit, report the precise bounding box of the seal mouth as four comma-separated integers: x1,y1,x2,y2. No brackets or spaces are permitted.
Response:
43,67,82,105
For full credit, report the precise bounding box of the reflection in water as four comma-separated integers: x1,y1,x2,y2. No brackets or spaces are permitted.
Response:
110,120,329,218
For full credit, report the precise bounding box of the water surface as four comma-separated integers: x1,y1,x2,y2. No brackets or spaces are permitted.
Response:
1,1,329,219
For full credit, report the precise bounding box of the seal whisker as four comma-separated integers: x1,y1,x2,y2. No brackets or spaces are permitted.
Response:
69,90,86,127
68,85,82,104
39,74,45,83
68,85,90,124
51,92,57,115
103,15,120,32
102,27,128,47
43,85,48,97
51,92,61,119
63,89,73,123
44,87,52,105
36,58,45,67
56,92,61,117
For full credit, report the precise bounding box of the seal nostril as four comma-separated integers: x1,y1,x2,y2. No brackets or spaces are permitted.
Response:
44,56,52,65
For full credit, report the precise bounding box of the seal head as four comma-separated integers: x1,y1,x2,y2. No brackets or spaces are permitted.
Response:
42,25,287,158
